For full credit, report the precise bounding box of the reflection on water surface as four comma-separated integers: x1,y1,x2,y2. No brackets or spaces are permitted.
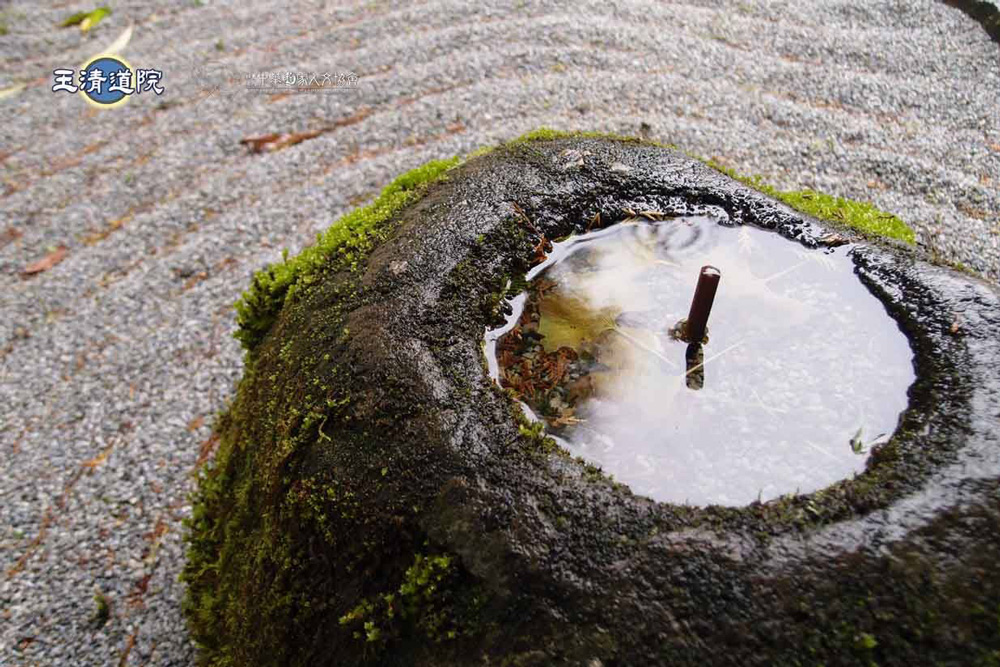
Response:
485,216,915,506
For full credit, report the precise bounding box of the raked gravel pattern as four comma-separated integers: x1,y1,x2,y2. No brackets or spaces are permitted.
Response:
1,1,998,664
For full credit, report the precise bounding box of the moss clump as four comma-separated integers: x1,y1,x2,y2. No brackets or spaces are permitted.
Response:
233,156,460,351
703,159,916,245
511,126,677,150
92,592,111,628
338,552,465,647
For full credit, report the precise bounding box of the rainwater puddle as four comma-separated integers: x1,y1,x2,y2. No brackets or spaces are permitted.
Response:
485,216,915,506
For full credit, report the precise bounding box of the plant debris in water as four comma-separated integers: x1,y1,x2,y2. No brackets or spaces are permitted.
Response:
489,215,916,506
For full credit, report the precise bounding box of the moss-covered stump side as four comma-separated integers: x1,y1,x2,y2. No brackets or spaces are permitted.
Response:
184,135,1000,666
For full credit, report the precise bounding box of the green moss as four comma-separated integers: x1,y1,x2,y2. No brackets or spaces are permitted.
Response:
511,126,677,150
233,156,460,351
337,551,464,649
92,592,110,628
517,418,559,455
702,159,915,245
855,632,878,651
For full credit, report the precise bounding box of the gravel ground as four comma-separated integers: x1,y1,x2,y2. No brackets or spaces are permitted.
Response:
0,1,997,665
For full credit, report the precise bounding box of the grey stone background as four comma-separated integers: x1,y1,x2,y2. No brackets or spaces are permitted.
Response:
0,1,997,665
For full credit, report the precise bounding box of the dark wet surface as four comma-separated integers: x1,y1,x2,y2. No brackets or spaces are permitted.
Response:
197,136,1000,665
488,216,915,505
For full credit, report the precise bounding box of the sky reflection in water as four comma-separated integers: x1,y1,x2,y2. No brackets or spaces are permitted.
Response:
488,216,915,506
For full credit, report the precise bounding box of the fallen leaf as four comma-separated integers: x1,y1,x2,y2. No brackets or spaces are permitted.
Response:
60,10,90,27
531,235,552,264
269,129,325,151
61,6,110,30
241,128,330,154
187,415,205,432
79,7,111,32
239,133,283,153
23,246,68,276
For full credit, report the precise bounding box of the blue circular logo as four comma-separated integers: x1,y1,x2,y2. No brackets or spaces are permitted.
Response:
80,56,131,107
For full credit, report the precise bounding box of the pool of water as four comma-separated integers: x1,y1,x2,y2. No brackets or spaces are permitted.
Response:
485,215,915,506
